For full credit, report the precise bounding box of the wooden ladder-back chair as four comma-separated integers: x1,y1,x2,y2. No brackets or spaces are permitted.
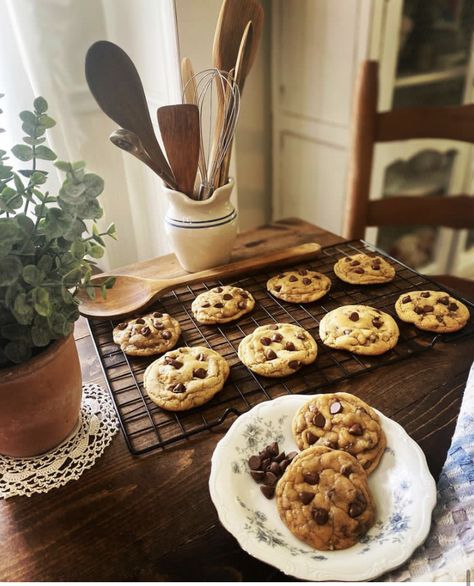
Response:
343,60,474,297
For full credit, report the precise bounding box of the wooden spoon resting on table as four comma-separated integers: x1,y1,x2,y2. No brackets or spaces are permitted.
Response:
78,242,321,319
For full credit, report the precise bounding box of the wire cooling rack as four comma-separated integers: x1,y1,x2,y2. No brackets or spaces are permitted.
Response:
87,240,474,455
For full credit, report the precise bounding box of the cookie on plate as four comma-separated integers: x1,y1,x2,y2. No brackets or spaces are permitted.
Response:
191,285,255,324
275,445,376,551
334,253,395,285
238,323,317,377
267,269,331,303
144,346,229,411
113,311,181,356
319,304,399,355
395,290,470,333
292,392,386,474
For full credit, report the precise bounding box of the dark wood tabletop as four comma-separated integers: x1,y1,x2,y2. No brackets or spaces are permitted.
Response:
1,218,473,581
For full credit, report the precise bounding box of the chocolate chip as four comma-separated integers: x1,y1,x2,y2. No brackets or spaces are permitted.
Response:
330,401,342,414
449,302,458,311
343,329,352,335
214,302,224,308
298,269,308,276
353,268,365,274
285,341,295,351
402,296,411,304
349,312,359,321
215,287,223,293
344,257,351,262
273,285,282,292
260,337,271,347
350,260,360,266
414,307,424,315
349,423,363,436
306,431,317,445
289,275,298,282
296,333,306,340
223,293,233,300
274,452,286,463
277,274,285,279
201,303,211,308
371,262,381,270
302,278,312,285
299,492,314,505
117,322,128,330
341,464,352,477
286,451,298,461
265,349,277,360
271,333,283,343
153,312,162,318
438,296,449,305
241,292,249,298
135,318,145,324
165,358,183,369
423,305,433,313
250,470,265,483
153,321,164,329
288,360,300,370
349,500,366,518
279,460,289,473
269,462,281,476
237,301,247,309
268,324,279,330
248,455,262,470
263,472,278,486
162,330,172,339
197,353,206,362
260,485,275,499
436,316,444,323
171,383,186,394
325,441,338,449
193,368,207,379
421,291,430,298
303,472,319,485
269,442,279,456
313,412,325,428
312,508,329,525
261,458,271,470
141,326,151,336
372,317,382,329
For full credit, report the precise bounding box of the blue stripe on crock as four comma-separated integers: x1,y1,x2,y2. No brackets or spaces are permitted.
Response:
166,209,236,225
165,210,237,229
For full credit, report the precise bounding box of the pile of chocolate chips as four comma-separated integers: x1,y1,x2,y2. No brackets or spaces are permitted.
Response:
248,441,298,499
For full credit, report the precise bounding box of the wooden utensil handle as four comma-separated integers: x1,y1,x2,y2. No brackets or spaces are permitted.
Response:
165,242,321,290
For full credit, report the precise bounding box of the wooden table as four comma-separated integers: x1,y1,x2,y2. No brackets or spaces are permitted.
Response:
1,219,473,581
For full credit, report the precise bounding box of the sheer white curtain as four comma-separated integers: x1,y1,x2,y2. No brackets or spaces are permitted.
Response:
0,0,181,270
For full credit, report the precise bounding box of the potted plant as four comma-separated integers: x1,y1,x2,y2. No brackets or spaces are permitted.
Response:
0,96,115,457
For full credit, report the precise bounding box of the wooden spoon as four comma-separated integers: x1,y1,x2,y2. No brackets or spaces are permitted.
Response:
78,242,322,319
110,128,170,179
157,104,200,197
85,40,175,187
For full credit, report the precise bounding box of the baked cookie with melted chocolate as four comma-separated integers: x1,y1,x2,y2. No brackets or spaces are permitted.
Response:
395,290,469,333
276,445,376,550
237,323,317,377
191,285,255,324
144,346,229,411
319,304,399,355
266,269,331,303
292,392,386,474
113,312,181,356
334,253,395,285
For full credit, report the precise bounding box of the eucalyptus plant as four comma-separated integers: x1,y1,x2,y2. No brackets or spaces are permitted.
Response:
0,96,115,366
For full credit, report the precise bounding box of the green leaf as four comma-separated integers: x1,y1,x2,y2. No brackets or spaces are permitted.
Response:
0,256,22,286
85,286,96,300
48,312,65,335
83,173,104,198
15,213,35,235
87,243,104,258
62,267,82,287
34,97,48,114
38,254,53,273
19,168,48,178
58,180,85,203
71,240,85,259
72,161,86,171
23,136,46,146
31,326,51,347
37,114,55,129
13,293,34,324
1,323,29,341
35,145,57,161
32,287,51,316
41,207,73,239
55,160,71,172
19,110,37,125
11,144,33,161
13,174,24,192
21,122,37,137
22,265,43,285
106,223,117,239
30,170,47,185
4,340,31,364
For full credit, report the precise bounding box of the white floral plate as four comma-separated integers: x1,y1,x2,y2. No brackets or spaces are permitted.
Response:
209,394,437,582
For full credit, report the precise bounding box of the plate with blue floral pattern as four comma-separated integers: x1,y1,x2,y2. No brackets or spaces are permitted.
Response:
209,394,436,581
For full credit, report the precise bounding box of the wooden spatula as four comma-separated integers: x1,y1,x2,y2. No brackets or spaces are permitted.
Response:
157,104,200,197
85,40,176,188
78,242,322,319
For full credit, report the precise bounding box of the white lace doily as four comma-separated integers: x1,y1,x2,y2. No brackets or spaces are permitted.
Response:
0,383,119,499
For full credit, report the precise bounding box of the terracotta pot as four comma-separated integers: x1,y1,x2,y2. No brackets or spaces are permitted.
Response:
0,334,82,457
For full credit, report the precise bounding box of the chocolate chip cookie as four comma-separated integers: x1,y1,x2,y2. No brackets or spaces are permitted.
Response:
238,323,318,377
144,346,229,411
267,269,331,303
292,392,386,474
276,445,376,550
319,304,399,355
395,290,470,333
113,312,181,356
191,285,255,324
334,253,395,285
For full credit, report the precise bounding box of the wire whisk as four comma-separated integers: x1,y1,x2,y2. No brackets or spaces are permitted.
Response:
183,68,240,200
